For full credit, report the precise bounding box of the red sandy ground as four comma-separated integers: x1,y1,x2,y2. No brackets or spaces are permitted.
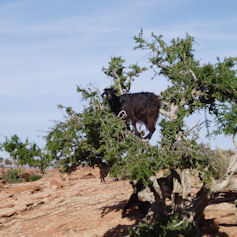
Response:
0,167,236,237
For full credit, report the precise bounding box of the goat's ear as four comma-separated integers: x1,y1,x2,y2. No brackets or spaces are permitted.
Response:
102,89,109,98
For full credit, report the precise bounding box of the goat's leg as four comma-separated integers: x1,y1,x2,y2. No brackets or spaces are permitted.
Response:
132,124,140,137
143,132,153,140
126,121,140,137
126,121,132,131
130,120,141,137
143,123,156,140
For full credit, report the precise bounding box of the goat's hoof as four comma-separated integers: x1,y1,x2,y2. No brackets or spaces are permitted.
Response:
142,138,149,142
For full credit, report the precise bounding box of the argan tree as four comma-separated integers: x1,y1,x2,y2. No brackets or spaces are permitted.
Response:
45,31,237,234
127,31,237,233
0,135,49,173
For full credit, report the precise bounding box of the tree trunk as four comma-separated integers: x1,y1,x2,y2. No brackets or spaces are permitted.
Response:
233,131,237,150
132,153,237,230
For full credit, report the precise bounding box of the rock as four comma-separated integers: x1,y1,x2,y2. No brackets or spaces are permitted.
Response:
20,172,30,182
30,185,42,194
0,179,6,184
0,202,15,209
0,193,14,200
22,200,34,207
51,198,64,205
138,187,155,203
50,179,64,190
14,204,27,213
33,200,45,207
31,193,51,200
0,208,16,217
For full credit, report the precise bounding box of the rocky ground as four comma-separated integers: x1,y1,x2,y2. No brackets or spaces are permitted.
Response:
0,167,237,237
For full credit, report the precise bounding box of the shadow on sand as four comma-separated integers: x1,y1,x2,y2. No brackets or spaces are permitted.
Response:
100,198,233,236
99,199,143,237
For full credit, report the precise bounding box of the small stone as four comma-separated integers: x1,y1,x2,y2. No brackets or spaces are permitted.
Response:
0,180,6,184
0,208,16,217
50,179,64,189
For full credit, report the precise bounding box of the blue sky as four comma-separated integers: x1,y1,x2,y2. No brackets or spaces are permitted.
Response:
0,0,237,157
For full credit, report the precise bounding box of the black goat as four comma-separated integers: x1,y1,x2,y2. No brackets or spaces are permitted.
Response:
102,88,161,140
122,180,150,218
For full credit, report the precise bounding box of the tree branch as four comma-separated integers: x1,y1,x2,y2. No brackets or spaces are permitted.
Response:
159,103,178,120
159,108,172,118
189,68,198,82
112,69,123,95
233,131,237,150
211,153,237,193
157,63,170,71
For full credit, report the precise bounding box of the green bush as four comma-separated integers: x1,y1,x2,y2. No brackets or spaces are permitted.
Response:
3,169,20,183
29,174,42,182
2,169,42,183
129,214,199,237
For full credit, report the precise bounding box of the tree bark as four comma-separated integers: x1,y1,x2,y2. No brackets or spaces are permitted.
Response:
233,131,237,150
135,153,237,230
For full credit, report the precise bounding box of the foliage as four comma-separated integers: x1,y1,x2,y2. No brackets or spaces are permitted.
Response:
29,174,42,182
46,88,154,179
3,169,19,183
42,31,237,233
45,84,223,183
45,31,235,181
134,30,237,142
102,56,147,94
4,158,12,167
129,214,199,237
2,169,42,183
213,102,237,137
1,30,236,232
0,135,49,173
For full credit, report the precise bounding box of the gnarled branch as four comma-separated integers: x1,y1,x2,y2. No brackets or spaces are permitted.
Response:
233,131,237,150
111,69,123,95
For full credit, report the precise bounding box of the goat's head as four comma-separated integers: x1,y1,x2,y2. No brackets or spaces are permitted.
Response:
102,88,118,101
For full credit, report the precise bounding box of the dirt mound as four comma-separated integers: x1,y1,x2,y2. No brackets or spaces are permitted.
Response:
0,167,236,236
